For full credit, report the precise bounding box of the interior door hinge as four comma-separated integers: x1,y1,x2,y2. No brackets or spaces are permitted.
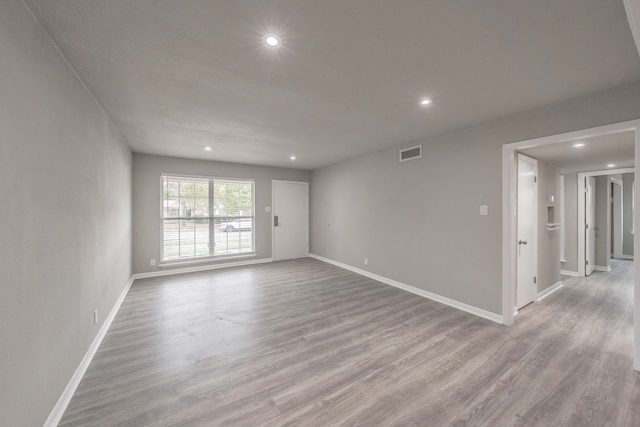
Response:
586,260,589,265
585,223,589,229
533,276,537,284
534,176,537,183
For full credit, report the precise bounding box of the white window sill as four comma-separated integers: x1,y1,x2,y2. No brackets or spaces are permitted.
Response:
159,253,256,268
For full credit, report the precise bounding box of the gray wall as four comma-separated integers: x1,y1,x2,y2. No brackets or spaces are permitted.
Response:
537,161,561,292
562,173,579,273
132,153,310,274
311,82,640,315
595,176,611,268
0,2,132,426
624,172,635,257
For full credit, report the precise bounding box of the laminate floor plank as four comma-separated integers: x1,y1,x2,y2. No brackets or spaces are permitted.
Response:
59,258,639,426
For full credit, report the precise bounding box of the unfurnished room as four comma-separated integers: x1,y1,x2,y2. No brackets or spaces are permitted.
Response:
3,1,640,426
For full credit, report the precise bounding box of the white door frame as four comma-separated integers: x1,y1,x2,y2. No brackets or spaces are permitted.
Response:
560,175,566,262
585,176,597,276
501,119,640,372
578,168,633,276
515,154,538,313
612,178,624,259
271,180,309,261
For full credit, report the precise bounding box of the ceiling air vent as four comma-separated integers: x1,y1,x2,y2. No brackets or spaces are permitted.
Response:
399,145,422,162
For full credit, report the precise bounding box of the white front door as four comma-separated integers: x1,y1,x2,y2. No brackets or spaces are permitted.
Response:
586,176,596,275
273,180,308,261
516,154,537,310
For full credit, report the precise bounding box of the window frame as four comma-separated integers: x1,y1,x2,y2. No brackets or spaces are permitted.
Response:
159,173,256,264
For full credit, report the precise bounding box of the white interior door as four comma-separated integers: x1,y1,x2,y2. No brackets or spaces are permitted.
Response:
586,176,596,275
273,180,308,261
612,181,623,259
517,154,537,310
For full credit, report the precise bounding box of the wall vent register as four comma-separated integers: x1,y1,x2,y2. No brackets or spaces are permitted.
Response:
399,145,422,162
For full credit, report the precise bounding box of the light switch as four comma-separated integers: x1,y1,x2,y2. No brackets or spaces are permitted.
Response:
480,205,488,216
265,206,271,212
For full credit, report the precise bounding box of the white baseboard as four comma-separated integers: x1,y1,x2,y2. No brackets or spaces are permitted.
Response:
620,254,634,260
44,276,135,427
561,270,579,277
132,257,273,280
308,254,503,324
594,265,611,272
537,281,563,301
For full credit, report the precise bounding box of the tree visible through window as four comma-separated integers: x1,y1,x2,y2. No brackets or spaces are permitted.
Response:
161,175,254,262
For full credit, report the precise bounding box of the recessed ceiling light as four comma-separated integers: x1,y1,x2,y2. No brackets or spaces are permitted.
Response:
290,155,296,161
573,143,585,148
264,34,280,47
420,98,432,106
204,146,212,151
607,163,616,168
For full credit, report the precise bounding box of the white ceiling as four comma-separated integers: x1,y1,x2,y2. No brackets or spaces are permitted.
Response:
520,130,635,173
24,0,640,170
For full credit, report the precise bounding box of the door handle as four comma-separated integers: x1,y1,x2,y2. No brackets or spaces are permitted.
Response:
518,239,527,256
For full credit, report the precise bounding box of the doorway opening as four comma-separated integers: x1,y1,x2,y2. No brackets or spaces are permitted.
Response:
577,168,634,276
502,119,640,370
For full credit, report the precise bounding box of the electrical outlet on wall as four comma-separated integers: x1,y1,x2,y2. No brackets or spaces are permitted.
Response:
94,309,99,325
364,257,369,265
150,258,156,266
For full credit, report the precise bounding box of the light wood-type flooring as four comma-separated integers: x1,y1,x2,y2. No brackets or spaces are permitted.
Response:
60,258,640,426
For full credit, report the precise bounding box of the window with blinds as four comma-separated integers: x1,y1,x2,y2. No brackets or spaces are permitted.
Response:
161,174,254,262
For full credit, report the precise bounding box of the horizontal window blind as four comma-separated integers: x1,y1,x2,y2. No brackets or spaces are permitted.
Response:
161,175,254,262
